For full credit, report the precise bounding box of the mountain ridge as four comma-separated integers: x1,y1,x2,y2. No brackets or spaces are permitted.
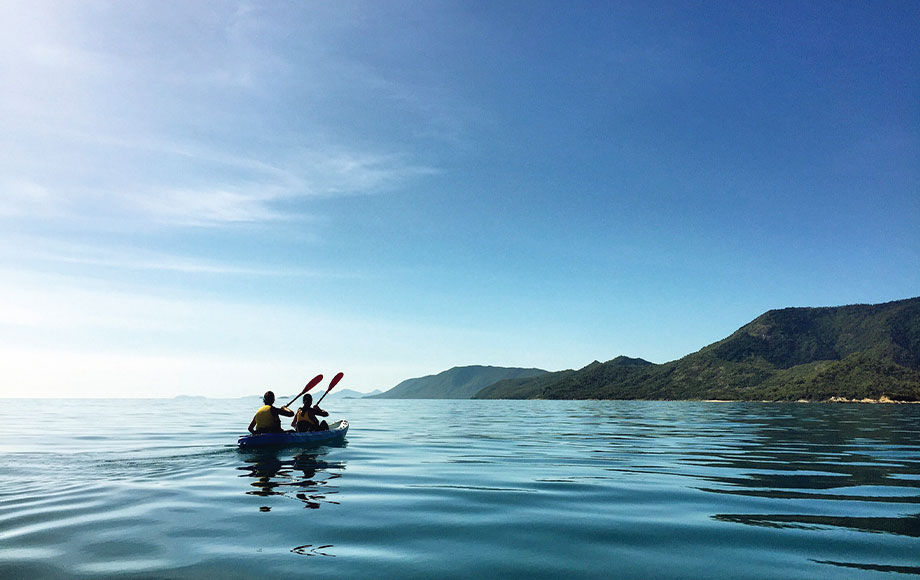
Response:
475,297,920,402
371,365,548,399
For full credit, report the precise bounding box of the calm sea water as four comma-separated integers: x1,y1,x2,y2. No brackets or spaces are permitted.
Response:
0,398,918,579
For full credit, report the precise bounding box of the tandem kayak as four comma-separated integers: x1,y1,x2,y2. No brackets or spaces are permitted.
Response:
237,419,349,449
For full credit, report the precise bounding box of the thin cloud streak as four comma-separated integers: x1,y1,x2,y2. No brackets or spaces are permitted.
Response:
118,147,437,227
127,187,291,227
0,238,358,278
2,133,438,228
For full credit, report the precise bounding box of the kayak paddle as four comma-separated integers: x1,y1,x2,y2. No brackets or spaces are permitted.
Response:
315,372,344,406
284,374,324,408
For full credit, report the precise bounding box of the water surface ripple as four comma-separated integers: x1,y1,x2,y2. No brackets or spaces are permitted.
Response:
0,399,918,579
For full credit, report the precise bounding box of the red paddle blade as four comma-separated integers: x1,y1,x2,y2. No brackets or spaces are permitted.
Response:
315,372,344,405
284,374,324,408
303,374,324,394
327,372,344,392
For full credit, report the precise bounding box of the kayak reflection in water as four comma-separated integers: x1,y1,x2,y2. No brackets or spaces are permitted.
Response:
239,449,344,511
248,390,295,434
292,393,329,432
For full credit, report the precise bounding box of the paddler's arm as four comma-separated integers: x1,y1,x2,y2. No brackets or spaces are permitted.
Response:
247,416,257,434
278,405,295,417
313,405,329,417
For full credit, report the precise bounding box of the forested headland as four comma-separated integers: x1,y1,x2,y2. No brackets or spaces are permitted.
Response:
475,298,920,402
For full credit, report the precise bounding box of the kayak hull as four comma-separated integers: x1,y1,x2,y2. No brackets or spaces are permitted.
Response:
238,419,348,449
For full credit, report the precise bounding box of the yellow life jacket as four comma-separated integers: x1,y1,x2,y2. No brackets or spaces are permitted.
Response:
295,408,317,431
253,405,277,430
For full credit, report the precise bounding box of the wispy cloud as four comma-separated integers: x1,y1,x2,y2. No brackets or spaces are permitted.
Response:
0,179,62,219
114,145,437,227
2,127,437,230
288,147,439,197
127,186,290,227
0,235,356,278
0,2,446,230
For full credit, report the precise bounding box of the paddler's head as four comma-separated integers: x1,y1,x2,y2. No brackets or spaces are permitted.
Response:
263,391,275,405
302,393,313,408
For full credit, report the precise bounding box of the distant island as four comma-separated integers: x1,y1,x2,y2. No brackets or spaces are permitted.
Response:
369,365,548,399
326,388,382,400
378,298,920,402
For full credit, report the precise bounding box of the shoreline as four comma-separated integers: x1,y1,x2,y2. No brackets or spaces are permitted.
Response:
702,396,918,404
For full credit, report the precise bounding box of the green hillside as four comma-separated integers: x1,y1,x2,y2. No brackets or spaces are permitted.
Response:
372,365,548,399
475,298,920,402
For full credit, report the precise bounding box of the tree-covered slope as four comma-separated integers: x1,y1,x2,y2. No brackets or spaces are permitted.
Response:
372,365,548,399
476,357,653,399
475,298,920,402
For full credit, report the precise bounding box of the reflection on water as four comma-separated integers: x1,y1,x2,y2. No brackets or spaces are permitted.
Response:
290,543,336,557
671,404,920,574
814,560,920,575
237,444,347,512
714,512,920,537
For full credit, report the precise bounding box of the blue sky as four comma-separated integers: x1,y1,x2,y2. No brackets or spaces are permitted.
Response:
1,1,917,397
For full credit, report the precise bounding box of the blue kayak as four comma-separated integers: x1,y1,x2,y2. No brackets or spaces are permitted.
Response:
237,419,349,449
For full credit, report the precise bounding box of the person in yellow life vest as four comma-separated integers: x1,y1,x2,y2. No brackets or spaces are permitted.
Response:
292,393,329,432
248,391,294,434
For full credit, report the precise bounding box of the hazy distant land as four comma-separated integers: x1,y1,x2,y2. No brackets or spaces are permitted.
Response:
369,366,548,399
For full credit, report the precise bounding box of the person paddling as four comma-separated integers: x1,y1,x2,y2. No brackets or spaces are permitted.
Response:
292,393,329,432
248,391,294,434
